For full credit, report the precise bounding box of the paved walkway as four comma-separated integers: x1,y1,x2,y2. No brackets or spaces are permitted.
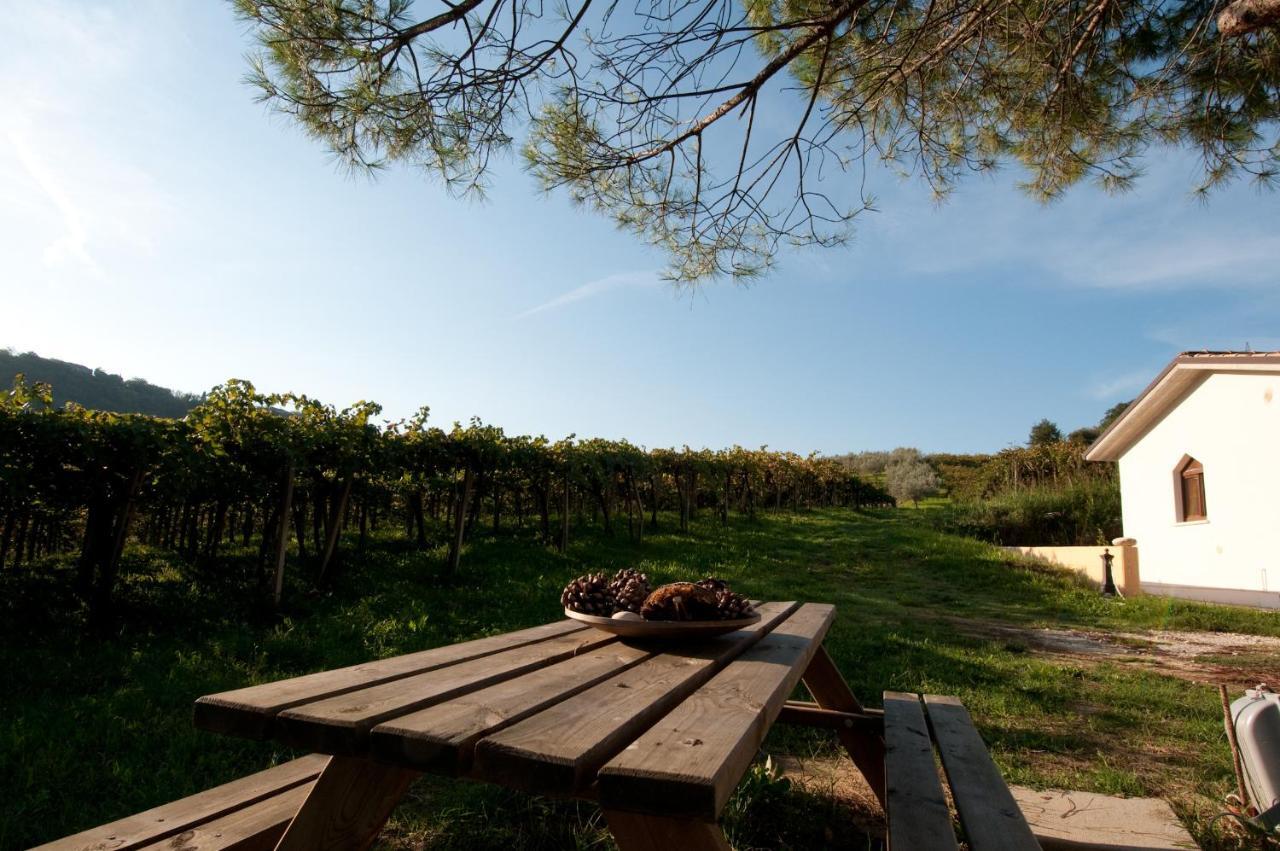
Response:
1011,787,1198,850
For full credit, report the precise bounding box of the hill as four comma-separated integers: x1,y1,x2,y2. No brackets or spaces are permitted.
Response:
0,349,201,418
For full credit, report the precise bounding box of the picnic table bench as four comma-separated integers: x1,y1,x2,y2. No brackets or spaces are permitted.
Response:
37,601,1040,850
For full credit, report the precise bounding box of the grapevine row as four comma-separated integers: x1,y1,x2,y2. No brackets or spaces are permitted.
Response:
0,376,892,627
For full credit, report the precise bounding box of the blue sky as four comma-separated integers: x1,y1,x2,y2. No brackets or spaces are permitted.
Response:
2,2,1277,454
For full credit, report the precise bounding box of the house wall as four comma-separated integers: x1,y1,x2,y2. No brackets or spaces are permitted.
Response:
1118,371,1280,608
1003,544,1140,596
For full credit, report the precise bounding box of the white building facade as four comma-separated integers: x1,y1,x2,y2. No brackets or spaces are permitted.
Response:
1087,353,1280,609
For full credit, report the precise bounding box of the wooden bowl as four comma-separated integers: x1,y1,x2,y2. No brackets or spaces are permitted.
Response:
564,608,761,639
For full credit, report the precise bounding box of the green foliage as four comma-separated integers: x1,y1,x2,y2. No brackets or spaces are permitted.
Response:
234,0,1280,279
1099,400,1133,431
934,478,1123,545
926,452,992,500
0,373,892,624
1029,418,1065,446
884,455,940,507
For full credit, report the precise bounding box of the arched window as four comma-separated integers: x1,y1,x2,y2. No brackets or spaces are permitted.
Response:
1176,457,1207,522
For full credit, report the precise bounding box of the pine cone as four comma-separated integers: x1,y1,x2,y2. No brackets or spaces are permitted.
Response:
561,572,614,616
608,568,651,613
715,590,755,620
640,582,719,621
695,577,729,594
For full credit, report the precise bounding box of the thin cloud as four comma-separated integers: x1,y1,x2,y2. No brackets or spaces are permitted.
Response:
1054,232,1280,290
1088,369,1154,401
515,271,662,318
880,153,1279,292
6,130,103,278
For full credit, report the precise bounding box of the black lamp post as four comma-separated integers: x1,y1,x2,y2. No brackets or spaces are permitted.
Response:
1100,548,1117,597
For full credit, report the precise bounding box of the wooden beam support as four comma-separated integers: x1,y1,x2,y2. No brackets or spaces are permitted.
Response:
800,645,888,808
274,756,418,851
603,809,731,851
777,701,884,732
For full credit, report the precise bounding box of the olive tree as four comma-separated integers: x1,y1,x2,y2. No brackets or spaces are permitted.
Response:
885,456,940,506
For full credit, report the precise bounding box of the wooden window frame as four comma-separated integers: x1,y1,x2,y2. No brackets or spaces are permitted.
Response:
1174,456,1207,523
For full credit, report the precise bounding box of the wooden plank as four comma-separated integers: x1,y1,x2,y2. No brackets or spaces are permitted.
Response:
134,783,312,851
469,601,799,798
923,694,1041,851
275,629,618,754
193,620,586,739
801,644,888,807
31,755,327,851
883,692,958,851
776,701,884,732
370,640,659,774
596,603,835,820
603,809,732,851
273,755,419,851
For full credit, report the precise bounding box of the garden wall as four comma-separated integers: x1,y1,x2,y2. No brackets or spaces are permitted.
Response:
1004,540,1140,596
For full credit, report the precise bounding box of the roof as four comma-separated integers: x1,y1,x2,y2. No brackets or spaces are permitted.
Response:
1085,351,1280,462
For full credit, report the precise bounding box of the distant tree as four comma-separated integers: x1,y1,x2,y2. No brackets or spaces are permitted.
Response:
1098,401,1132,431
830,447,922,477
885,457,940,507
1066,426,1100,444
234,0,1280,281
1029,419,1064,446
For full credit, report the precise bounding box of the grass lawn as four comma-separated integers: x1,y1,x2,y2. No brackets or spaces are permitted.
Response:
4,508,1277,849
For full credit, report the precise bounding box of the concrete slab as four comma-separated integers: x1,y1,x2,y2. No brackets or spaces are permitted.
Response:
1011,787,1199,850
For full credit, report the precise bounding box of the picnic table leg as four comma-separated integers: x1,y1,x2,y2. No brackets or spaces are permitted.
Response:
603,809,732,851
801,644,888,809
274,755,419,851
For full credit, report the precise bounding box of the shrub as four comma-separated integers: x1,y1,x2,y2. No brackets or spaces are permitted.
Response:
933,479,1121,546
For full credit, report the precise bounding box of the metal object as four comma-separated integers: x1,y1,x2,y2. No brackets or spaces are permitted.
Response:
1100,548,1117,596
1227,684,1280,829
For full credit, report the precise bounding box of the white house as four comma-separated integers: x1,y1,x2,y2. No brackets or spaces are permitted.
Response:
1086,351,1280,609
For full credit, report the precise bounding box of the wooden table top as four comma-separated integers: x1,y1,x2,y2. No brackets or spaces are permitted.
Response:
194,600,835,821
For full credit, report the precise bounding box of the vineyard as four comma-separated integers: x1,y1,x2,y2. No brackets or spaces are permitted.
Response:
0,375,892,629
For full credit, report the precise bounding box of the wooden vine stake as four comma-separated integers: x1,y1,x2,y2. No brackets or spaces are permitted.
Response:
272,460,296,608
1219,683,1252,815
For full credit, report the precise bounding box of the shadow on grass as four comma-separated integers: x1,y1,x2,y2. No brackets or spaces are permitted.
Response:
0,508,1271,848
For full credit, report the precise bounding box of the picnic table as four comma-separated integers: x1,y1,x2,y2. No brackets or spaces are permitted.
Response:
39,600,1041,850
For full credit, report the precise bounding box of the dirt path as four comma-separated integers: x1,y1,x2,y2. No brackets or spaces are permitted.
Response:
945,618,1280,687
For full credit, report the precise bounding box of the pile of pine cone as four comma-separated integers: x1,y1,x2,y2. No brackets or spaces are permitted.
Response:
561,569,755,621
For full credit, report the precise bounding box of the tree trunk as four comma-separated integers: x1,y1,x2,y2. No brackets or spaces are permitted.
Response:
675,472,689,533
559,474,570,553
465,475,484,540
312,488,325,555
411,490,428,549
89,467,143,633
536,480,551,544
446,467,476,576
318,476,353,581
1219,0,1280,34
0,511,14,570
272,461,295,608
293,498,308,560
14,512,31,567
593,481,613,536
206,500,228,558
647,475,659,530
628,472,644,543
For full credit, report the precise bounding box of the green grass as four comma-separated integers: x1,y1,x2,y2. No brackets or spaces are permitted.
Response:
3,509,1277,849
